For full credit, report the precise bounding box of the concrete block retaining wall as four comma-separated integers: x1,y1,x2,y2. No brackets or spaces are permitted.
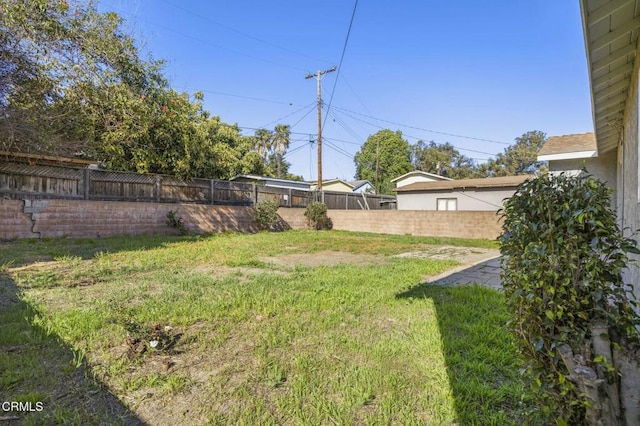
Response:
0,201,503,241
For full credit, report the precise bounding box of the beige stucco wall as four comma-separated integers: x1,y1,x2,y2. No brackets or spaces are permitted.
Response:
618,42,640,302
396,188,517,211
549,150,618,209
548,153,616,185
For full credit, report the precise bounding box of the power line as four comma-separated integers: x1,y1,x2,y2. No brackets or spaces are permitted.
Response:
332,107,498,156
158,0,333,67
322,0,359,131
112,11,309,72
174,86,300,106
260,102,316,129
331,105,511,145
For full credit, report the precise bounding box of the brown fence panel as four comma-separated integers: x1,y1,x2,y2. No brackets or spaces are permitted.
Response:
212,181,253,206
291,189,312,208
161,177,210,203
256,186,291,207
89,169,155,201
0,162,83,199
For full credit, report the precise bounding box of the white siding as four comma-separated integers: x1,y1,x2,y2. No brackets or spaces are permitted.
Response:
397,188,517,211
620,43,640,303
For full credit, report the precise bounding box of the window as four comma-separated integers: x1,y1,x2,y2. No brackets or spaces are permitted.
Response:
437,198,457,211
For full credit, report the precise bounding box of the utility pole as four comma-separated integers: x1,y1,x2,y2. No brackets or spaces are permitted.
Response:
375,138,380,195
305,65,336,190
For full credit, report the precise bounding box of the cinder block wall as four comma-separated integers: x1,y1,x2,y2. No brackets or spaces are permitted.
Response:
1,199,260,239
0,199,35,239
327,209,503,240
1,201,502,241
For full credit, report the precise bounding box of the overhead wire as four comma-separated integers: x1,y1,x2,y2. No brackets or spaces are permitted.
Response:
332,107,498,156
331,105,511,145
109,9,309,72
259,102,317,129
322,0,359,131
157,0,334,67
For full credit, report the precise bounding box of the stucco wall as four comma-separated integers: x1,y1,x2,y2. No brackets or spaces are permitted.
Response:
619,42,640,302
549,154,616,185
396,188,516,211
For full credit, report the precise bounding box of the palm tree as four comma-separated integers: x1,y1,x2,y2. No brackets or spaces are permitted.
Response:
272,124,290,178
254,128,272,163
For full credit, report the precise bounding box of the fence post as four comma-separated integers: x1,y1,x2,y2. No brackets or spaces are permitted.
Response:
83,168,90,200
345,193,349,210
155,174,161,203
252,183,258,206
288,188,292,208
210,179,215,205
321,190,325,204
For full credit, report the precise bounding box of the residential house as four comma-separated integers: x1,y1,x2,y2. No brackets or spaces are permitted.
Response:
391,170,452,189
229,174,312,191
349,180,375,194
537,132,617,194
395,175,531,211
310,179,354,193
580,0,640,296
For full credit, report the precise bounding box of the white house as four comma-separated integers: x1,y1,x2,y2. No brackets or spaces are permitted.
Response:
580,0,640,298
395,175,531,211
391,170,451,189
537,132,617,195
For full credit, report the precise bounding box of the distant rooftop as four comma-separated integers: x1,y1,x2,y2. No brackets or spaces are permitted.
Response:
395,175,532,192
391,170,452,183
538,132,596,160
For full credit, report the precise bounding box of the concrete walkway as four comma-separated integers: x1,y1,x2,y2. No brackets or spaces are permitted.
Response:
428,255,503,290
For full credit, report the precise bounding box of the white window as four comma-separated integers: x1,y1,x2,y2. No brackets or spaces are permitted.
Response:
437,198,457,211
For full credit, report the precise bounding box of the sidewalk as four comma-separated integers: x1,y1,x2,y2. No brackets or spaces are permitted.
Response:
428,255,503,290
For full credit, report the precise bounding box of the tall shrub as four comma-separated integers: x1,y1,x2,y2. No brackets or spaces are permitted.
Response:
254,200,280,231
499,173,640,425
304,202,332,230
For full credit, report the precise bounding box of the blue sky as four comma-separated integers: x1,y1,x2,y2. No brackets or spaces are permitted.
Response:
98,0,593,181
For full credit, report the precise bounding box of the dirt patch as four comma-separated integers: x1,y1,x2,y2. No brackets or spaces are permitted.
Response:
393,246,499,265
261,250,386,268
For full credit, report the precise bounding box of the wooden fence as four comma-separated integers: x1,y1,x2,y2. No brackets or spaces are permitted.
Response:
0,162,395,210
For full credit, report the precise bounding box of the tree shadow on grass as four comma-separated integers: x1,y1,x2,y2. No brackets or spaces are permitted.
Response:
396,282,532,425
0,273,146,425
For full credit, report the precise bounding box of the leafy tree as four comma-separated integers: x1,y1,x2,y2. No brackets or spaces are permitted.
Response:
355,129,412,195
0,0,166,157
485,130,547,176
412,140,480,179
0,0,278,180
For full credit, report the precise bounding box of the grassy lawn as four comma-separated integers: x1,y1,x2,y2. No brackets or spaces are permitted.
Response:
0,230,530,425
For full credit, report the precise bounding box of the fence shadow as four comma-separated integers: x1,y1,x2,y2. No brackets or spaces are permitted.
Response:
396,278,529,424
0,273,146,425
0,234,197,269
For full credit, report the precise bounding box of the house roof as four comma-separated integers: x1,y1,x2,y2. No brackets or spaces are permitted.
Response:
230,174,311,189
537,132,597,161
348,180,372,190
0,150,97,168
580,0,640,153
310,178,354,188
395,175,532,192
390,170,452,183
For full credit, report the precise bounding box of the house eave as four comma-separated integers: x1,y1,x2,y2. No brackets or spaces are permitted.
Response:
538,150,598,162
580,0,640,153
